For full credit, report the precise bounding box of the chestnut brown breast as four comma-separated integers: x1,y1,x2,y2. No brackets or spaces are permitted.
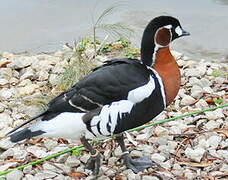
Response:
153,47,181,106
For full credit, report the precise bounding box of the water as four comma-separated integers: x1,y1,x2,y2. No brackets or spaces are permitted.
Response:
0,0,228,61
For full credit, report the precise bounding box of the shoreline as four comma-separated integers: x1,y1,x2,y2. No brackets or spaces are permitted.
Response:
0,42,227,179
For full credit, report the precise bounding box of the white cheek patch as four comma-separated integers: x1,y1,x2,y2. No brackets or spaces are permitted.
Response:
175,26,182,36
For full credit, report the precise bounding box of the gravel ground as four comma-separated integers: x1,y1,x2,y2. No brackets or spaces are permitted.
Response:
0,47,227,180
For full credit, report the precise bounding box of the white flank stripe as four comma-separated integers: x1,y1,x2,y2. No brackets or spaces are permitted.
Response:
29,112,86,140
90,116,100,126
90,100,134,136
69,100,89,112
109,108,119,133
99,106,111,135
80,94,103,107
152,69,166,107
127,76,155,104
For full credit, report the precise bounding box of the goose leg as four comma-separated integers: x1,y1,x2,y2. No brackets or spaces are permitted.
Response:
80,136,101,175
115,133,154,173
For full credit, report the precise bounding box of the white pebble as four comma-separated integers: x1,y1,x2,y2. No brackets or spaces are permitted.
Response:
185,147,205,162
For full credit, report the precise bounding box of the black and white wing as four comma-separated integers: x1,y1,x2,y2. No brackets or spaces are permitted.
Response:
46,58,150,114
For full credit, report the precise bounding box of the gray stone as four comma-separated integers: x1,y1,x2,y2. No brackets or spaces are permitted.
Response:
22,174,36,180
207,135,222,149
26,146,47,158
151,153,166,164
154,126,169,136
80,153,90,163
113,146,122,157
185,147,205,162
0,162,17,171
23,165,33,174
65,155,81,167
220,163,228,172
191,85,203,98
217,150,228,160
142,176,159,180
0,148,14,159
204,120,220,130
43,162,71,174
49,74,60,86
180,95,195,105
56,153,70,163
13,148,28,160
34,170,58,179
8,56,32,69
195,99,209,109
130,150,143,157
108,157,118,166
0,78,8,85
184,169,196,180
44,139,58,150
20,67,35,80
97,175,110,180
6,170,24,180
0,138,15,150
0,88,13,100
18,84,39,96
205,109,225,120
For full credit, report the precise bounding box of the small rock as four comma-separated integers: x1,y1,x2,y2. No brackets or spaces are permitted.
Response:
0,162,17,171
18,84,39,96
44,139,58,150
43,162,71,174
205,109,225,120
65,155,81,167
35,170,58,179
113,146,122,157
191,85,203,98
180,95,195,105
23,174,36,180
80,153,90,164
142,176,159,180
8,56,32,69
184,169,196,180
0,138,15,150
207,135,222,149
18,79,32,87
217,150,228,160
97,175,110,180
204,120,220,130
220,163,228,172
26,146,47,158
154,126,169,136
23,165,33,174
130,150,143,157
6,170,24,180
20,67,35,80
108,157,118,166
49,74,60,86
0,112,13,126
185,147,205,162
0,88,13,100
203,87,213,93
0,78,8,85
151,153,166,164
13,147,28,160
56,153,70,163
195,99,209,109
160,160,171,169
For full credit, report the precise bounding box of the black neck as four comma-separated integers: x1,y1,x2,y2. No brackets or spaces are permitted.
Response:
140,29,156,66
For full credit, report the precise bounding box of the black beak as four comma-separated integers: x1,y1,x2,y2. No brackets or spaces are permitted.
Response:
181,29,190,37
